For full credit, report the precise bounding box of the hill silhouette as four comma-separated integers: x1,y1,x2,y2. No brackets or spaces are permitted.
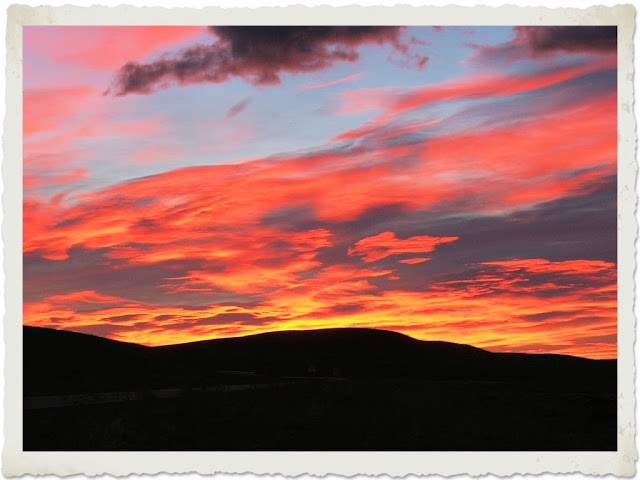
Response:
24,326,616,451
24,325,614,396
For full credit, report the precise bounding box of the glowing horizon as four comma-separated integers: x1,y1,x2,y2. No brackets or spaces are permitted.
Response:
23,26,617,359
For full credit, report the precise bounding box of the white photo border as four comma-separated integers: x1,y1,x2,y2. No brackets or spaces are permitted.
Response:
3,3,636,476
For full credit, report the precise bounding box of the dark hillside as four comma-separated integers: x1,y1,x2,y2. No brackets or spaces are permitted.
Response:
23,326,617,451
24,326,152,395
152,327,494,380
24,326,615,395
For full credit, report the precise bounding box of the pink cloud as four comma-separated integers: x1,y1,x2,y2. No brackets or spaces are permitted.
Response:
25,26,207,72
300,72,364,91
24,168,89,191
338,57,615,118
23,86,96,137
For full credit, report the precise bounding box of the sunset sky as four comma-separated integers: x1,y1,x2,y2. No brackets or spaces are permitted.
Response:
23,25,617,359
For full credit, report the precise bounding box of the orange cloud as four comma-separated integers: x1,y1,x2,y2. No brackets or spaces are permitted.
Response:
399,257,430,264
348,232,458,262
164,254,322,295
46,290,137,307
481,259,615,276
23,252,616,359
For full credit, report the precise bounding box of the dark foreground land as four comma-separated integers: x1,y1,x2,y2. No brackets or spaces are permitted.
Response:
24,326,616,451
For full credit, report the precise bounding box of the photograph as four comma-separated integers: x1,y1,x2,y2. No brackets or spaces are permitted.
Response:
13,6,627,468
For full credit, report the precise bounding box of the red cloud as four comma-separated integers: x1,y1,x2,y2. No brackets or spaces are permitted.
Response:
348,232,458,262
164,253,323,295
399,257,430,265
481,259,615,276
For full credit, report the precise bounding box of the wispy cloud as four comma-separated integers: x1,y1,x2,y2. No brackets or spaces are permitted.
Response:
300,72,364,91
226,98,252,119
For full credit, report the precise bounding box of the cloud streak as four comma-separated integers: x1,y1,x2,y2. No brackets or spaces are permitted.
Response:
339,57,615,122
226,98,252,119
300,72,364,91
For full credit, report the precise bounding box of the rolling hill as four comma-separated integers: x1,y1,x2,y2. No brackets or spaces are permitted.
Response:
24,325,615,396
23,326,617,451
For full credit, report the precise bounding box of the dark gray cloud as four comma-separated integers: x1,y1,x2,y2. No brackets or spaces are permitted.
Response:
471,26,616,64
109,26,427,96
514,26,617,54
102,314,142,323
573,333,617,346
65,324,129,339
23,246,247,307
156,313,279,331
521,310,588,322
195,312,278,327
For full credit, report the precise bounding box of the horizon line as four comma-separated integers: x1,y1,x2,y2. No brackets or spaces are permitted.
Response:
23,324,616,361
